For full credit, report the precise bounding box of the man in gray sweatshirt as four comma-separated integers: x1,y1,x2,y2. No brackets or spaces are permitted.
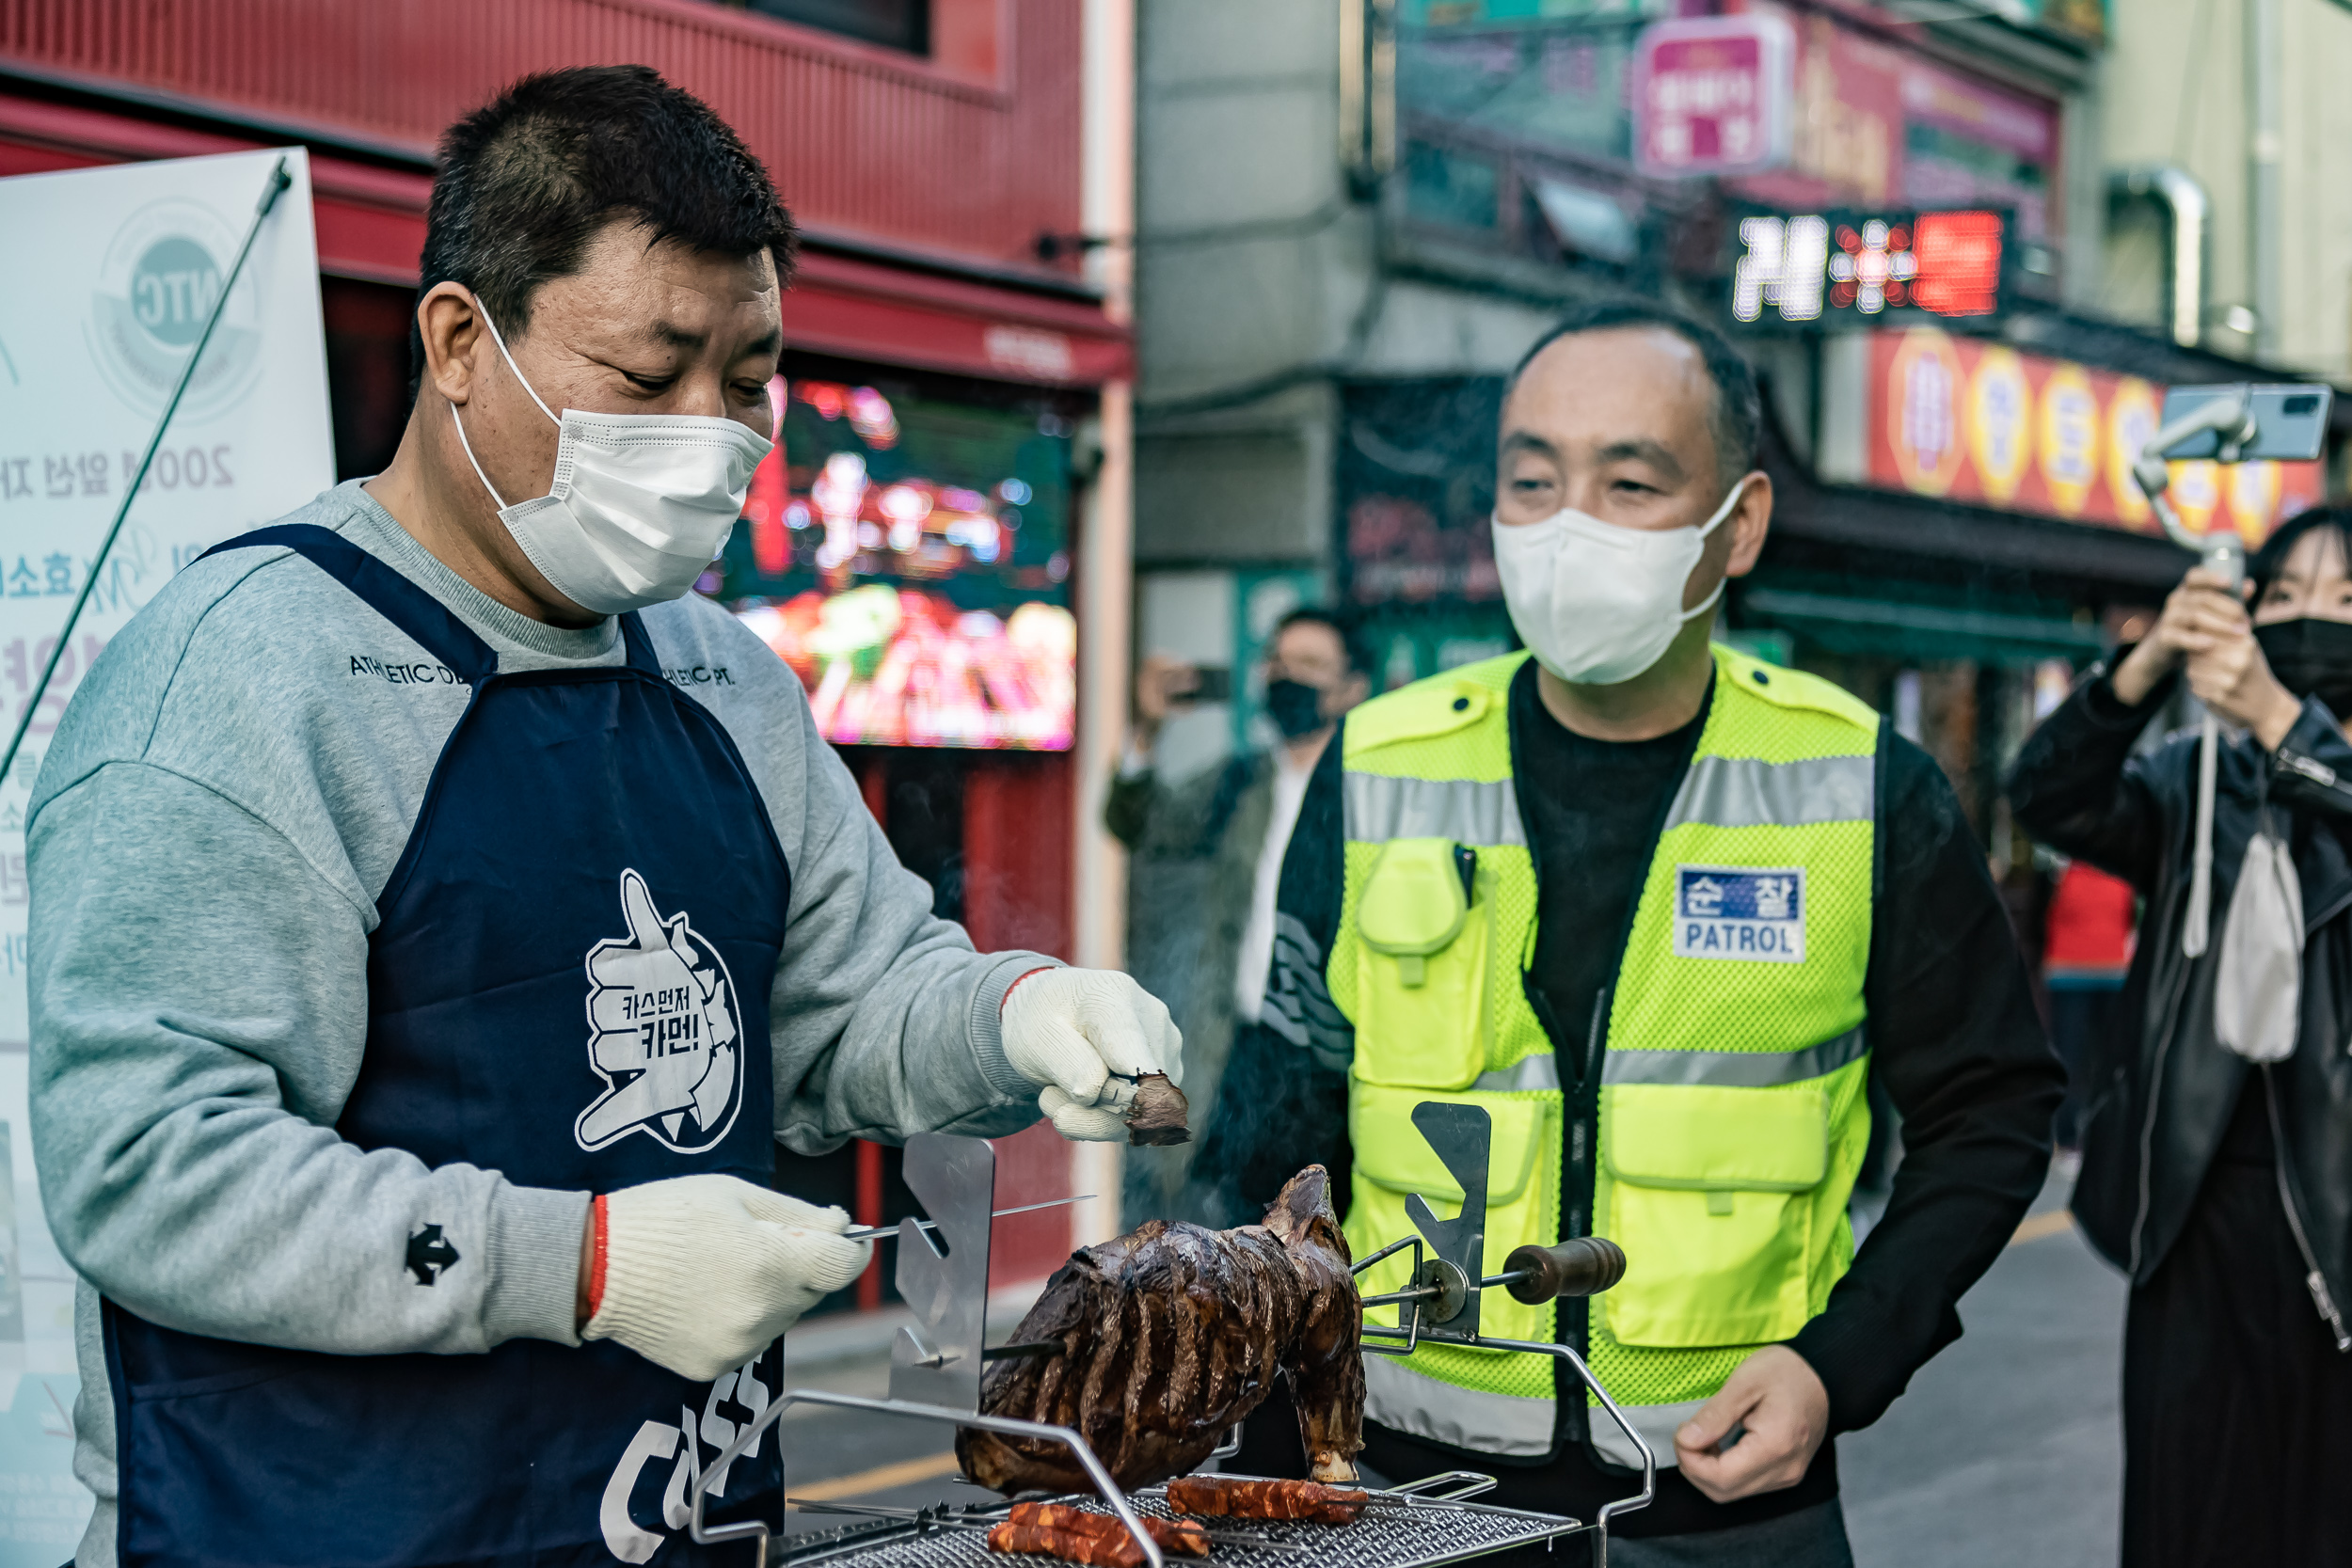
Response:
26,67,1177,1568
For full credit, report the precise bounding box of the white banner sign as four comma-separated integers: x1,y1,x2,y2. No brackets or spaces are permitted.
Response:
0,147,334,1558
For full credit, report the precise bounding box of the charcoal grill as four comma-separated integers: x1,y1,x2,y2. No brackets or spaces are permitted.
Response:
779,1473,1589,1568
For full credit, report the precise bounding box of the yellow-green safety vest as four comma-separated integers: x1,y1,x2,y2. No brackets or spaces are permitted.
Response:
1334,645,1879,1469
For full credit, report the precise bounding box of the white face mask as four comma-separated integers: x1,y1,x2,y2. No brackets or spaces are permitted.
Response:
448,297,773,615
1490,476,1750,686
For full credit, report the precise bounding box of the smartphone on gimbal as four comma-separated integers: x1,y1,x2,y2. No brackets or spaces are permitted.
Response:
2158,384,2332,463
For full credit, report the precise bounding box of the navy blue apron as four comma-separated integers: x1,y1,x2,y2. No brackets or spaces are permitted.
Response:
104,525,794,1567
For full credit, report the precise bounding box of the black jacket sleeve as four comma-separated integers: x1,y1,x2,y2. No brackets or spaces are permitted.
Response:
1786,735,2065,1434
2006,663,2182,893
2268,696,2352,820
1196,726,1354,1218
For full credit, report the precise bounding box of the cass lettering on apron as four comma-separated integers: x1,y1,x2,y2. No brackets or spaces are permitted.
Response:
105,526,795,1567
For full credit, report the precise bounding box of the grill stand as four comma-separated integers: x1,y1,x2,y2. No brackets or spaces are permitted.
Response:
777,1470,1595,1568
688,1132,1168,1568
1355,1102,1657,1568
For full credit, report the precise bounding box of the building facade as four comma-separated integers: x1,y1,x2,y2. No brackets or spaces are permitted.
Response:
1132,0,2349,916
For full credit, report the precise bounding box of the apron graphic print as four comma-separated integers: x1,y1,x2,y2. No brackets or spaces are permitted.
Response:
577,868,748,1151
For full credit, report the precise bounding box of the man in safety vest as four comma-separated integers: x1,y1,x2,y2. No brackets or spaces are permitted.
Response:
1207,300,2062,1563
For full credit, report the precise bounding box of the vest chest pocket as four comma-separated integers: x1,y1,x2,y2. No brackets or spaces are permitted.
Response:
1352,838,1489,1089
1598,1084,1827,1349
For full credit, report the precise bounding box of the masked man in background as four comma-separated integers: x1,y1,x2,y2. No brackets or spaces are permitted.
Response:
1211,299,2060,1565
1106,609,1371,1224
27,67,1179,1568
2011,506,2352,1567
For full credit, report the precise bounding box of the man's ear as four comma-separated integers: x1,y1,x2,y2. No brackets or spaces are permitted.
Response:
1723,471,1772,580
1341,671,1372,710
416,283,488,406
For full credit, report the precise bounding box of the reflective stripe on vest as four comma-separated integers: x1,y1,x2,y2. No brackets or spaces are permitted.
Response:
1334,646,1879,1465
1362,1354,1554,1458
1470,1024,1867,1094
1344,771,1525,847
1602,1025,1868,1087
1590,1399,1708,1471
1662,753,1875,832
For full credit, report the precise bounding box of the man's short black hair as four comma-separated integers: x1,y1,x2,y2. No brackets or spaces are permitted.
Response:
1272,607,1374,681
410,65,797,398
2250,504,2352,599
1503,299,1763,489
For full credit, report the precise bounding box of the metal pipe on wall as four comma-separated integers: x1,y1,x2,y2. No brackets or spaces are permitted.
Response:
2249,0,2283,360
2110,165,2210,349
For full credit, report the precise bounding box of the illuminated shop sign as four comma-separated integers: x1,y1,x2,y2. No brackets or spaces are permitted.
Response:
1820,327,2324,539
716,376,1077,752
1732,208,2008,326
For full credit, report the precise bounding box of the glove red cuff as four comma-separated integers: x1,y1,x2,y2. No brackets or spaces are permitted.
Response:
999,966,1055,1012
587,1194,610,1321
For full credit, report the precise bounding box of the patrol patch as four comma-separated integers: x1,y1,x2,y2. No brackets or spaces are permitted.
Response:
1673,865,1805,963
575,869,747,1153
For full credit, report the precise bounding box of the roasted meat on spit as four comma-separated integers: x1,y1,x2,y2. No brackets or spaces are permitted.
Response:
958,1165,1365,1493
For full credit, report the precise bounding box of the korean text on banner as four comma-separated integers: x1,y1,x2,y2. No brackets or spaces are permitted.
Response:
0,148,332,1558
1824,326,2324,540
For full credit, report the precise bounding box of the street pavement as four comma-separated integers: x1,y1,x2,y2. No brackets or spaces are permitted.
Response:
768,1175,2127,1562
1841,1173,2125,1568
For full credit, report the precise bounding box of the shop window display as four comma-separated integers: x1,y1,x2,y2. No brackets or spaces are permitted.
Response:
711,362,1079,752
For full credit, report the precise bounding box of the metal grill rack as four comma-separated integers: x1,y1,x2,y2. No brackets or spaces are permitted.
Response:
691,1111,1647,1568
690,1132,1170,1568
780,1474,1590,1568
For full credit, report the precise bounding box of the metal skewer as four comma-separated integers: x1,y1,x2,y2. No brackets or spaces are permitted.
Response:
843,1195,1093,1243
787,1497,1320,1555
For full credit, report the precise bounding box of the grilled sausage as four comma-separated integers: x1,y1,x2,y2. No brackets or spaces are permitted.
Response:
1005,1504,1209,1558
986,1522,1144,1567
1165,1475,1367,1524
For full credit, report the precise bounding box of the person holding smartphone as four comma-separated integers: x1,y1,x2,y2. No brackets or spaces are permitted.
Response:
2010,506,2352,1567
1104,610,1372,1225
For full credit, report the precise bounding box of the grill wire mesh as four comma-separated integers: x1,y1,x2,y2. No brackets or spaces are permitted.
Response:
782,1481,1587,1568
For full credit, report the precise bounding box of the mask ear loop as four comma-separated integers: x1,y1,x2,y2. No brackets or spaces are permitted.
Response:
466,292,561,426
446,289,561,513
448,399,511,512
1676,474,1755,626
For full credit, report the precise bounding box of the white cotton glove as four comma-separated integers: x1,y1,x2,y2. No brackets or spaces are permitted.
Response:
1000,967,1184,1141
582,1173,870,1382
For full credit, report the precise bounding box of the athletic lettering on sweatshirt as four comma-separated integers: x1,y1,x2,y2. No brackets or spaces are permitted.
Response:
349,654,469,686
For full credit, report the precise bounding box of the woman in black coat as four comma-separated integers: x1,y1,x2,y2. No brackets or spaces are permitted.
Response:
2009,506,2352,1567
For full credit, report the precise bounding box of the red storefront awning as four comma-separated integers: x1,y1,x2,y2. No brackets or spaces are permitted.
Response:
0,87,1130,388
786,249,1131,388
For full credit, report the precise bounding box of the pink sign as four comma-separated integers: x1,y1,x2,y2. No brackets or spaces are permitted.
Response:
1632,14,1796,178
1726,13,2060,239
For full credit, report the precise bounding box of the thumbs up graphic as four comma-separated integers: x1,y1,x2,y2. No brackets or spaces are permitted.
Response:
575,870,746,1153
